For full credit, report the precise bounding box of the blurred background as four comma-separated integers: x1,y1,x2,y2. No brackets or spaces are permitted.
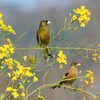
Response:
0,0,100,100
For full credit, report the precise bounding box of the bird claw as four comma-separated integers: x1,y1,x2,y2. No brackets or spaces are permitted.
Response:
48,54,53,58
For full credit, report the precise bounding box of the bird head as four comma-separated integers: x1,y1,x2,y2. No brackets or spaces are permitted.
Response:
70,61,81,68
39,20,51,28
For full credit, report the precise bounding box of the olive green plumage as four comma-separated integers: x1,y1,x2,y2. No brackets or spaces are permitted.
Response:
37,20,53,59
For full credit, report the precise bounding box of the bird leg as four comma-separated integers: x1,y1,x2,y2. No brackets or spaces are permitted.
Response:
62,83,67,89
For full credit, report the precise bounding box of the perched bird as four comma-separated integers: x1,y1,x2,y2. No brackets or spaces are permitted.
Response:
51,61,81,89
36,20,53,59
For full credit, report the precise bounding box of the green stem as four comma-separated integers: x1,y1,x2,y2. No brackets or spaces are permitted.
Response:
15,47,97,52
2,93,11,100
50,20,74,44
25,78,28,100
40,61,56,72
24,82,99,100
24,84,53,100
26,61,56,90
0,31,7,43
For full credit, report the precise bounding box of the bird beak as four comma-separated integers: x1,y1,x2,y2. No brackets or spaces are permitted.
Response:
47,21,51,24
77,63,81,66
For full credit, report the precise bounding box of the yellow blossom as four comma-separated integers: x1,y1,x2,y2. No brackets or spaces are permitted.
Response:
0,20,4,24
57,50,67,64
19,85,24,90
8,65,13,70
25,71,33,77
56,50,67,69
7,38,11,43
21,92,25,97
72,6,91,28
80,22,85,27
92,53,98,56
92,57,97,61
29,55,36,64
12,91,19,98
23,56,27,61
33,76,38,82
72,15,77,20
98,44,100,46
0,13,3,18
12,76,17,81
73,26,78,31
59,64,63,69
84,80,89,85
7,72,11,77
5,58,13,69
85,70,94,83
6,86,12,91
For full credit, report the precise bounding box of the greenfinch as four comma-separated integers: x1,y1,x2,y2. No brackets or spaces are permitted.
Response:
36,20,53,59
51,61,81,89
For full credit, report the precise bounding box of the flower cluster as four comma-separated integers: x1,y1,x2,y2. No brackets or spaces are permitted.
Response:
6,86,25,98
6,58,38,98
0,13,16,34
92,53,100,62
85,70,94,84
0,38,14,59
71,6,91,27
56,50,67,69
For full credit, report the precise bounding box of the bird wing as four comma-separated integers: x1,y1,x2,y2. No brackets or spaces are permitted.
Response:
37,28,50,47
62,67,78,80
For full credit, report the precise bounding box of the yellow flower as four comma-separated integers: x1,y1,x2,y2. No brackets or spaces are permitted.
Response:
12,91,19,98
92,57,97,61
25,71,33,77
5,58,13,69
33,76,38,82
0,20,4,24
59,64,63,69
90,77,94,83
7,73,11,77
73,26,78,31
85,70,94,83
8,65,13,70
23,56,27,61
19,85,24,90
72,6,91,28
6,86,12,91
21,92,25,97
92,53,98,56
84,80,89,85
56,50,67,69
72,15,77,20
57,50,67,64
80,22,85,27
98,44,100,46
0,13,3,18
12,76,17,81
7,25,16,35
29,55,36,64
7,38,11,43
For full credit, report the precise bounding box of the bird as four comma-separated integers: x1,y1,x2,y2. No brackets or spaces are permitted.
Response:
51,61,81,89
36,20,53,59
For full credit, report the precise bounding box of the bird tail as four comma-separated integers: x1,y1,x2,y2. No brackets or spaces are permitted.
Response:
51,85,61,89
51,82,62,89
44,47,53,59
